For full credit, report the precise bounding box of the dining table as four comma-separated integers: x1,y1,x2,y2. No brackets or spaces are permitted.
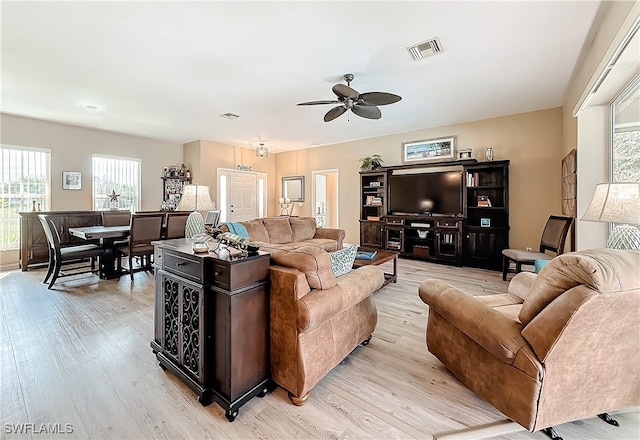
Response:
68,225,130,279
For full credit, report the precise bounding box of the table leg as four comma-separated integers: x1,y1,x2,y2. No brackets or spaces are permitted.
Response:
100,238,121,279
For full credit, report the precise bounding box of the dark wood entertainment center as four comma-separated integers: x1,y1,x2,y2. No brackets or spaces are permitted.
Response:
359,159,509,270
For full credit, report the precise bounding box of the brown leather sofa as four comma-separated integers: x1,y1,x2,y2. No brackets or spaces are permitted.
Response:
269,245,385,405
220,216,344,253
419,248,640,433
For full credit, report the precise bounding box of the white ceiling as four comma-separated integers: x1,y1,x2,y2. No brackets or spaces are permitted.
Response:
1,1,602,153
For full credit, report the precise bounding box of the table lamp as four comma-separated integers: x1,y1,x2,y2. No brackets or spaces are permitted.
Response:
176,184,215,238
581,182,640,249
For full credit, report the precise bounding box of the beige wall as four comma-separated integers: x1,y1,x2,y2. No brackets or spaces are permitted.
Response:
183,140,277,215
0,113,184,268
275,108,564,249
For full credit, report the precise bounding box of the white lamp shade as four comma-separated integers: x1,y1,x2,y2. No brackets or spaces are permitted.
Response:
582,182,640,225
176,184,214,212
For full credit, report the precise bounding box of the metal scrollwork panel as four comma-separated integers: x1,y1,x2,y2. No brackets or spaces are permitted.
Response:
163,277,179,359
181,285,201,378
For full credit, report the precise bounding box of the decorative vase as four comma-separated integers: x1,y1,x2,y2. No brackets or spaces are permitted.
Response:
485,147,494,162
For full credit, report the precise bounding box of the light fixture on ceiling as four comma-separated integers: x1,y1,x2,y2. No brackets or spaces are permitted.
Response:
85,105,99,111
256,144,269,157
250,141,270,158
220,112,240,120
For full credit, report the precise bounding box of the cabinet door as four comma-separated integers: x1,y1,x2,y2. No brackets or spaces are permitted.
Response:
360,221,384,248
181,282,204,382
162,274,181,362
465,228,507,269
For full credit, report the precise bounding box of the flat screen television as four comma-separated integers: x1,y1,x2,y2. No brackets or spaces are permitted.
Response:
388,170,463,216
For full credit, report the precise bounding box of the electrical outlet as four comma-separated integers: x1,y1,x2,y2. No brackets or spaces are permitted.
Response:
526,246,532,252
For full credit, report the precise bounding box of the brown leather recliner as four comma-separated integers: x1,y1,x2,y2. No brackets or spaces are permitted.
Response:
419,249,640,433
269,246,384,405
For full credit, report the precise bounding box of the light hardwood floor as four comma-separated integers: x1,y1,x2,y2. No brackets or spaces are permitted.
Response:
1,259,638,440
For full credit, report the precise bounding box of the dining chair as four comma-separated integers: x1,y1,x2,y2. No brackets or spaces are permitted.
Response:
101,210,131,226
164,211,191,239
502,215,573,281
38,214,105,289
116,212,164,281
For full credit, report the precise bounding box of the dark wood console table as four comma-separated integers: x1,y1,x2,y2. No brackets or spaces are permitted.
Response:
151,239,271,422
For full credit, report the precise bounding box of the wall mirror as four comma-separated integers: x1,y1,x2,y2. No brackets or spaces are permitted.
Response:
282,176,305,202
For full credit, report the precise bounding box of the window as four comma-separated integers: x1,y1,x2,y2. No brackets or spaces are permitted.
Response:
612,76,640,182
92,155,141,211
0,146,50,250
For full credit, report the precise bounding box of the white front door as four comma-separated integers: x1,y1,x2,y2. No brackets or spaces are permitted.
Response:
229,172,257,222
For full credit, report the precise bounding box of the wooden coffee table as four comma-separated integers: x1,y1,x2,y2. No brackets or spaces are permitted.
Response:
352,249,399,287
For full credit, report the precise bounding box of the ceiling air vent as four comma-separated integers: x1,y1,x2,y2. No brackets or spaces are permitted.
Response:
407,37,443,61
219,112,240,120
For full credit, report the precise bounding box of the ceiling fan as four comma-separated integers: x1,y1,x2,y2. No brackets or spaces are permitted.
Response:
297,73,402,122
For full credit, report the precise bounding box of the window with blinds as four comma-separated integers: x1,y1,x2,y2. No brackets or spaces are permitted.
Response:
0,146,51,250
92,155,141,211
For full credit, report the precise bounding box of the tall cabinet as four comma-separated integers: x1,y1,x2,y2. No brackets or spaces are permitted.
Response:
359,171,388,249
463,160,510,269
162,176,191,211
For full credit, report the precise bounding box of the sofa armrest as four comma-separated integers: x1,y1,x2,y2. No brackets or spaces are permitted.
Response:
419,279,530,364
313,228,345,249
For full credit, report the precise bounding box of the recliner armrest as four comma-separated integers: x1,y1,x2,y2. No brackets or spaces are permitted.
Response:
313,228,345,249
419,279,530,364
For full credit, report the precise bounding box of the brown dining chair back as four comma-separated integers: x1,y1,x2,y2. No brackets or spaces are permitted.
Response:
38,214,105,289
116,212,164,281
101,210,131,227
502,215,573,280
164,211,191,239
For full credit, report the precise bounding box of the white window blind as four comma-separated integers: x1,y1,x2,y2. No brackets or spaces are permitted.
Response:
0,146,51,250
92,155,141,211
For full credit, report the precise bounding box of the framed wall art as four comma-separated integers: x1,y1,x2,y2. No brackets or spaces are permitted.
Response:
62,171,82,190
402,136,455,163
282,176,305,202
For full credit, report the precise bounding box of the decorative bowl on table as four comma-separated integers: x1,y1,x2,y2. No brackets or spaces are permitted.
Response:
192,241,210,253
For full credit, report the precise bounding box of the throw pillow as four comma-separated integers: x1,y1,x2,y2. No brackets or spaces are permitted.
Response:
329,244,358,277
290,217,317,241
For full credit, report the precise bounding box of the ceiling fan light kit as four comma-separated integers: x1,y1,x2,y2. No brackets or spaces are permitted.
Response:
298,73,401,122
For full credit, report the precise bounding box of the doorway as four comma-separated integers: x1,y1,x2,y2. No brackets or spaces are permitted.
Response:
312,169,339,228
217,168,267,223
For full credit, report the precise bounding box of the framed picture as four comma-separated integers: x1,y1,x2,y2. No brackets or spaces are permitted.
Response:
282,176,305,202
480,218,491,227
402,136,455,163
62,171,82,190
457,148,472,160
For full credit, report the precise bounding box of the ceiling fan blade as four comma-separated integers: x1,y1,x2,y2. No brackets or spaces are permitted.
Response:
359,92,402,106
332,84,359,100
297,100,341,106
352,104,382,120
324,106,348,122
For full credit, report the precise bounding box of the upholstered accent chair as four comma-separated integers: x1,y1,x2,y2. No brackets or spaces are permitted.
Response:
502,215,573,281
419,249,640,435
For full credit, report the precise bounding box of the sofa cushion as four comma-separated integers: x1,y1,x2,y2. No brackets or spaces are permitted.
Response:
292,239,339,251
242,219,270,243
296,265,384,332
263,217,294,244
290,217,317,241
328,244,358,277
270,246,336,290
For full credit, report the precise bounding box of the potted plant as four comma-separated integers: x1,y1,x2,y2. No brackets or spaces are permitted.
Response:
359,155,384,172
